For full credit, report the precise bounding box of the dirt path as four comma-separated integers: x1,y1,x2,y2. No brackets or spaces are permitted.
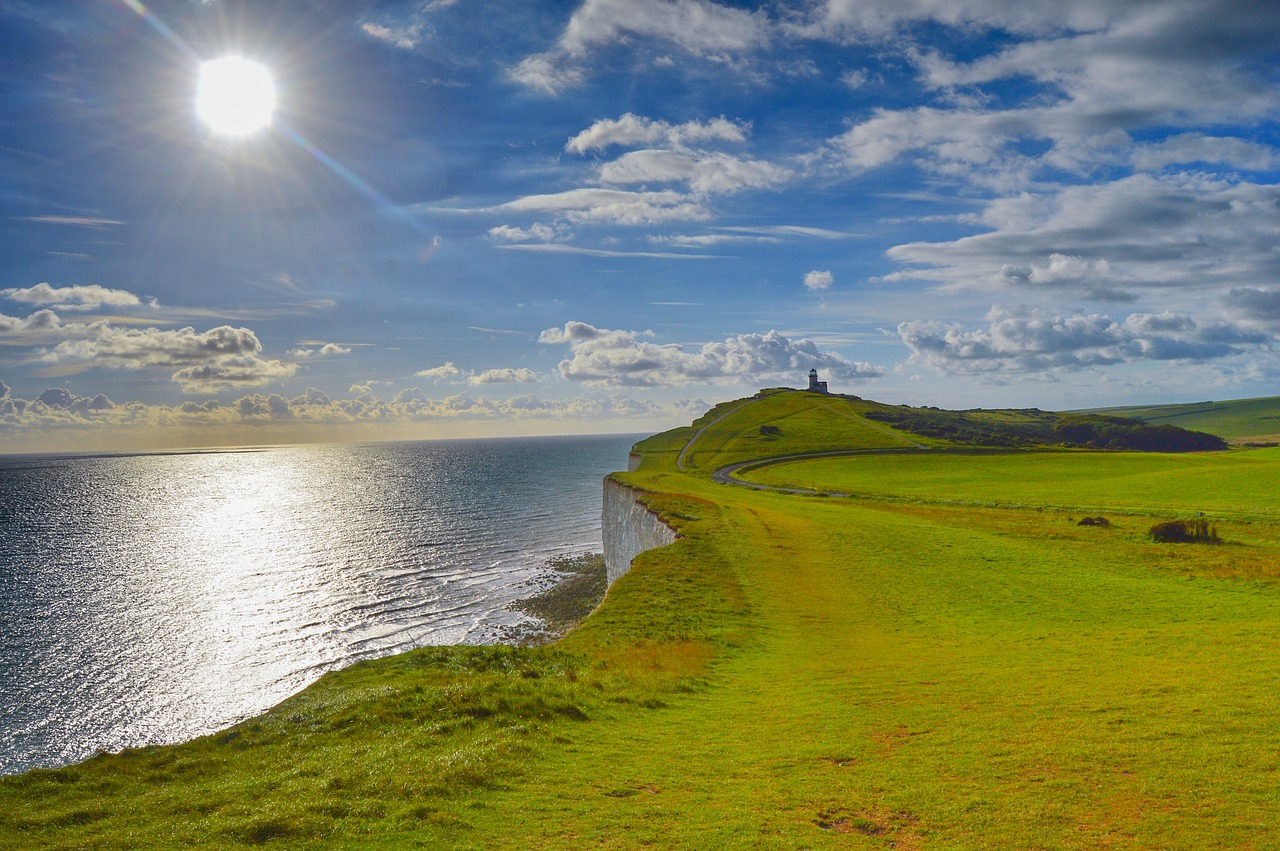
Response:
675,398,754,471
712,446,931,494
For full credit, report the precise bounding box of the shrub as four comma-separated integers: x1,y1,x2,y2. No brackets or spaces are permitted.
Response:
1150,519,1220,544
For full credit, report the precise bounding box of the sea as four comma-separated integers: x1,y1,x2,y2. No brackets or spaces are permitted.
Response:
0,434,638,775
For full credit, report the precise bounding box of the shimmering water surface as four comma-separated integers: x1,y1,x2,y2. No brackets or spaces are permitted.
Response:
0,435,636,774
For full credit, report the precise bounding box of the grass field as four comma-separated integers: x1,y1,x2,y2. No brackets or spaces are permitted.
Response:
1079,395,1280,441
743,446,1280,520
5,391,1280,848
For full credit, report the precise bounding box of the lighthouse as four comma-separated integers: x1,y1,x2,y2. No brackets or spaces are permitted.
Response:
807,369,829,394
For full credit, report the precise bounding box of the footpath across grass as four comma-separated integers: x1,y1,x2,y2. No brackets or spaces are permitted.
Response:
5,393,1280,848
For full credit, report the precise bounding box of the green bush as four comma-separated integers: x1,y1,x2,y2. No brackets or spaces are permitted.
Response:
1150,518,1220,543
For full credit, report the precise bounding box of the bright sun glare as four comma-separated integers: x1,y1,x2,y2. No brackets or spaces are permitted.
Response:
195,56,276,136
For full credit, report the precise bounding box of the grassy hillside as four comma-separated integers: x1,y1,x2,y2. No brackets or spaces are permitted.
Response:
6,390,1280,848
637,389,1226,473
631,389,925,474
1078,395,1280,441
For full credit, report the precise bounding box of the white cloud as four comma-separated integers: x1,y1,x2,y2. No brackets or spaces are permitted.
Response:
288,343,352,358
539,321,885,387
899,304,1270,375
490,112,788,244
415,362,464,379
361,22,422,50
597,149,791,195
495,243,722,259
469,367,539,385
804,270,834,290
787,0,1112,40
170,356,298,394
0,308,66,337
487,223,569,243
0,308,297,393
811,1,1280,196
647,233,779,247
884,173,1280,297
16,216,125,228
714,225,859,240
513,0,770,94
566,113,749,153
499,188,710,225
360,0,459,51
1132,134,1280,173
48,324,265,369
510,54,584,95
841,68,870,89
3,283,143,311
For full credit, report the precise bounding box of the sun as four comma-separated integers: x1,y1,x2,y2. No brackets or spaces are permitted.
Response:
195,56,276,136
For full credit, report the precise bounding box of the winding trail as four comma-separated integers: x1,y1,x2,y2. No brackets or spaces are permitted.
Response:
712,447,931,495
675,398,754,472
678,393,935,496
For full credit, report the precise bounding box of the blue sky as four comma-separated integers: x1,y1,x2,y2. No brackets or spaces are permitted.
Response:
1,0,1278,451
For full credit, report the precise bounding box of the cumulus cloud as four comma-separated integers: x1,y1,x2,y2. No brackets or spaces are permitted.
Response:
0,371,724,453
899,305,1269,375
804,270,834,290
0,308,65,336
512,0,769,94
0,383,707,440
884,173,1280,296
170,356,298,394
416,362,464,379
2,283,144,311
413,363,539,385
48,325,265,369
538,321,884,387
0,307,296,393
491,111,787,243
469,367,539,385
288,343,352,358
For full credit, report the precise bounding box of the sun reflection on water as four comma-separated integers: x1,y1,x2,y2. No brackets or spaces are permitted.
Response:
0,436,632,773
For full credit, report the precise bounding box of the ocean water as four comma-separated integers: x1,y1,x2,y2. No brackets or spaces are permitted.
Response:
0,434,637,775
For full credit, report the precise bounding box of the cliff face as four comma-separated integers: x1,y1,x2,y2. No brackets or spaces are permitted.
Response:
601,476,676,586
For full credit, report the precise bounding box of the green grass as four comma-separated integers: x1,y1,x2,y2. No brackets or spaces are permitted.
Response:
667,391,925,474
1079,394,1280,440
742,446,1280,520
6,390,1280,848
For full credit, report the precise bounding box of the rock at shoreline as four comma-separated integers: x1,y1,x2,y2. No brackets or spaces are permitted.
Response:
497,552,607,645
